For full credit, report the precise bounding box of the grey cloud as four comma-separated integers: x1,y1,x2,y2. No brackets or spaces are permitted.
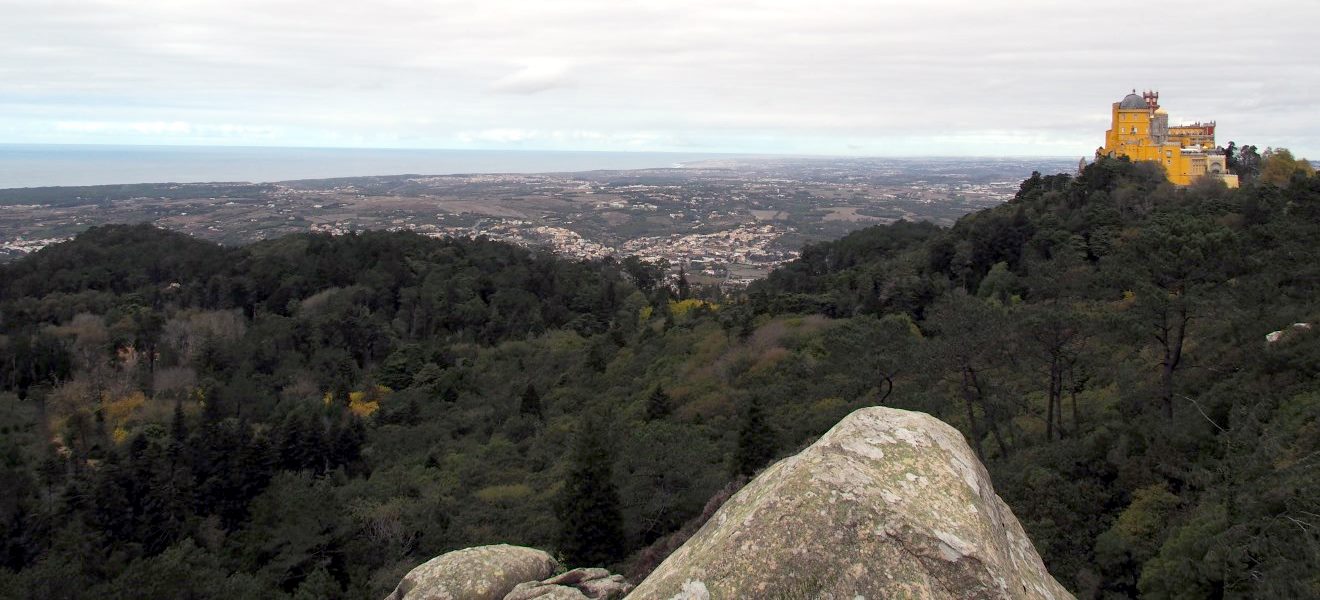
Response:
0,0,1317,155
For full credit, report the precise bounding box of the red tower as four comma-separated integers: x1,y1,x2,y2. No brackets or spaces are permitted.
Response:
1142,90,1160,112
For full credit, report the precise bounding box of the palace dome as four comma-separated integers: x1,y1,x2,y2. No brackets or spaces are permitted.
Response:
1119,93,1147,109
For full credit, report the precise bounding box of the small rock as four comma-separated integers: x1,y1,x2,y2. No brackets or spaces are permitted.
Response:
544,568,611,586
1266,322,1312,344
502,582,589,600
576,574,633,599
504,567,632,600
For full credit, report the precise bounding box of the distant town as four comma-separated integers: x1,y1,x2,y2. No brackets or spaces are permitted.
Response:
0,156,1077,284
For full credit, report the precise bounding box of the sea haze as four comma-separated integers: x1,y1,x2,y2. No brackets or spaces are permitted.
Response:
0,144,743,188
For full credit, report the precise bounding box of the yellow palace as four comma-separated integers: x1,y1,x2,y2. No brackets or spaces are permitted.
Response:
1099,90,1239,188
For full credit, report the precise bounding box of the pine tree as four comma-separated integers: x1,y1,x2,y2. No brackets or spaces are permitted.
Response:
200,386,223,427
331,416,366,471
733,396,777,477
143,446,191,554
238,430,275,500
89,453,134,541
586,340,610,372
402,397,420,425
556,430,625,567
169,399,188,446
276,411,318,472
644,385,671,421
332,356,356,406
518,384,543,420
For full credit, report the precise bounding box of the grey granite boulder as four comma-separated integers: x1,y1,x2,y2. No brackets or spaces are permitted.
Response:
627,406,1074,599
384,544,559,600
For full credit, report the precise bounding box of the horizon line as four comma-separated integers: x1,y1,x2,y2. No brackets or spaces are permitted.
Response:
0,141,1086,161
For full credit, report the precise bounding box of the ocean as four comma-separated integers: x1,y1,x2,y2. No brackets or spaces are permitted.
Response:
0,144,738,189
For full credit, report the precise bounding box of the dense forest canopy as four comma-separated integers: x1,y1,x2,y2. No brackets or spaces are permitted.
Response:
1,155,1318,599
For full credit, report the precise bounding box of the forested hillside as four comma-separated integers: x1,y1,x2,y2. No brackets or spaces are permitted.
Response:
1,156,1318,599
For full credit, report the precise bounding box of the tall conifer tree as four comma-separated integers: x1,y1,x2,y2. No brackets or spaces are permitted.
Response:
556,430,625,566
644,385,671,421
733,396,777,477
518,384,543,420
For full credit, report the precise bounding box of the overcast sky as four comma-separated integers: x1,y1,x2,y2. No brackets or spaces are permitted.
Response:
2,0,1317,157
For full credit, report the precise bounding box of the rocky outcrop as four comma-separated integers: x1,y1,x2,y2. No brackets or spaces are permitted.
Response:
503,568,634,600
385,544,559,600
386,407,1071,599
627,406,1073,599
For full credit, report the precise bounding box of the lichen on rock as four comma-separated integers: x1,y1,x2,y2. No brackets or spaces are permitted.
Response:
627,406,1074,599
384,544,559,600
